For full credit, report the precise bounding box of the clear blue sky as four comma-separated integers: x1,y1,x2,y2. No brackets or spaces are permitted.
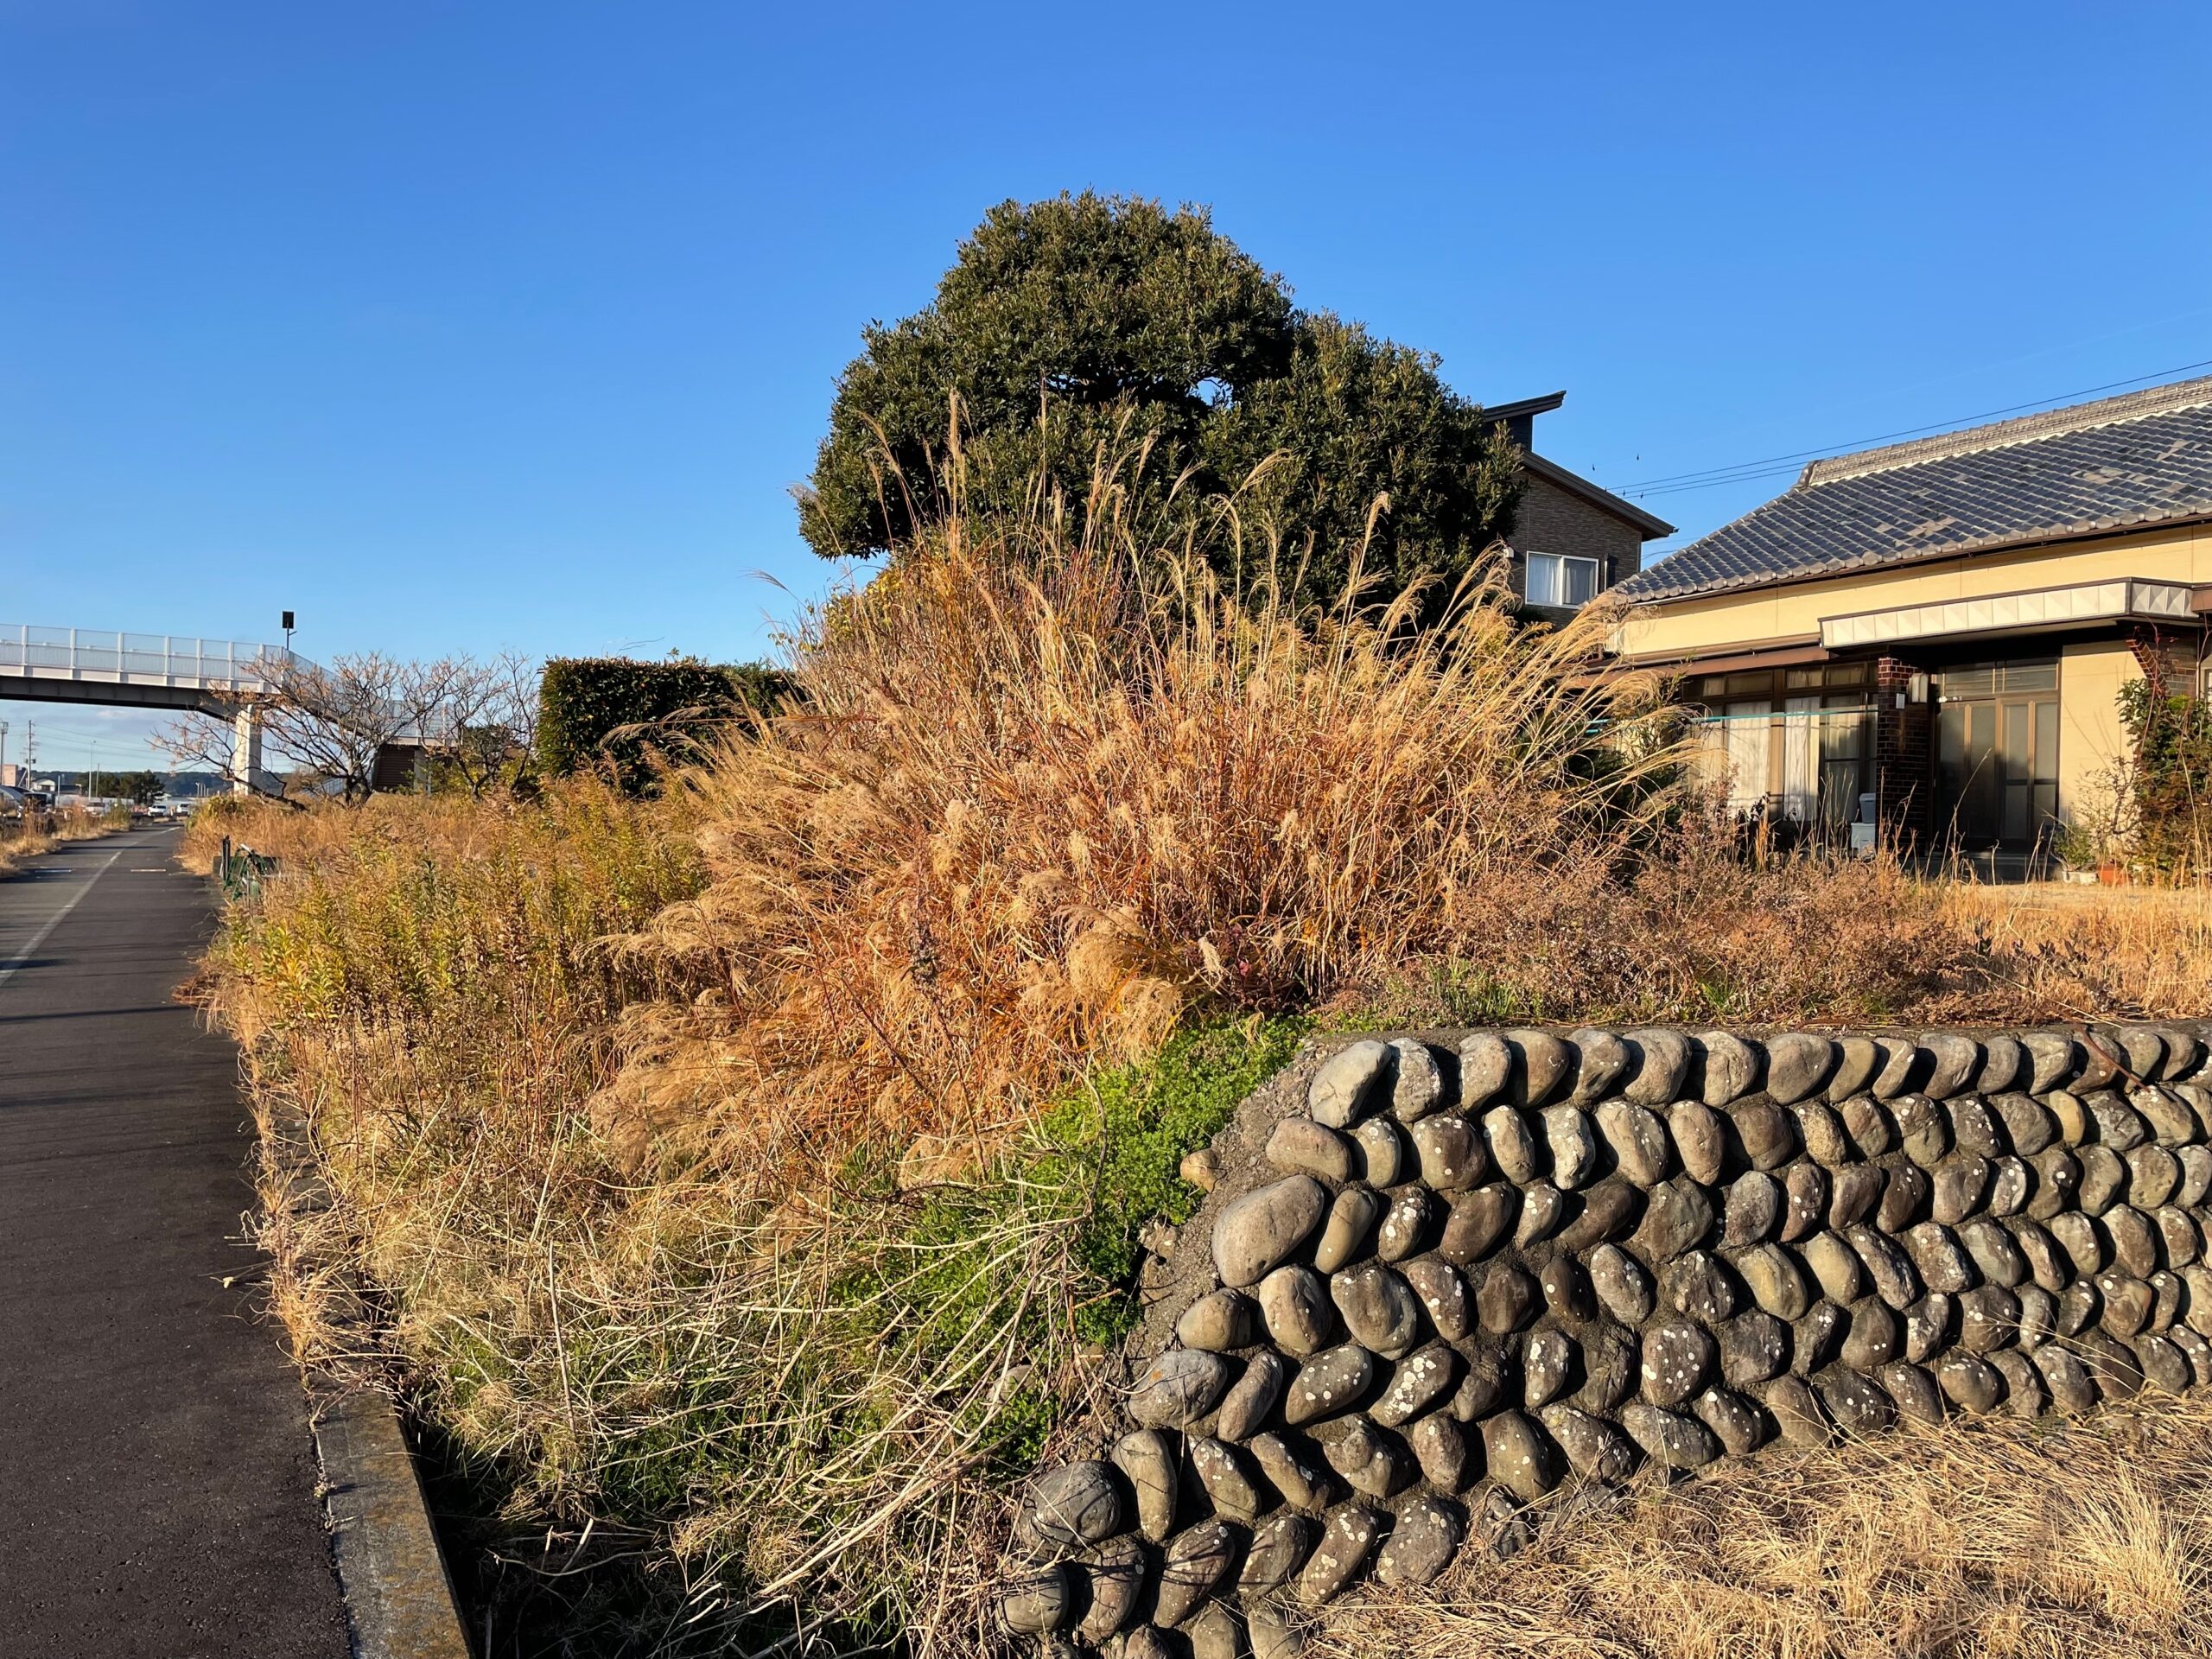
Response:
5,1,2209,767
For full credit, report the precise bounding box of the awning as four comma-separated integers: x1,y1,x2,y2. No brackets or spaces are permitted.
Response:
1820,578,2199,652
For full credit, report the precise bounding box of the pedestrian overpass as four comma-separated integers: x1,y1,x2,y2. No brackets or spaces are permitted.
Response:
0,624,300,794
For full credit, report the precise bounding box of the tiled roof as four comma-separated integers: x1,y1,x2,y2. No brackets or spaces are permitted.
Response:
1616,376,2212,603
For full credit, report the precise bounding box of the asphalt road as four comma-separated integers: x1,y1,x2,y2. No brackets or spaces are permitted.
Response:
0,827,349,1657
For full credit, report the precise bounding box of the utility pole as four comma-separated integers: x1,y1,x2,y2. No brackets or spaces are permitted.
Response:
0,719,9,780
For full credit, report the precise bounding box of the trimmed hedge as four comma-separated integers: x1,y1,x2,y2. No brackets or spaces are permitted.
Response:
538,657,793,791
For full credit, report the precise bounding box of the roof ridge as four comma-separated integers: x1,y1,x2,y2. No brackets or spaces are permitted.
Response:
1798,373,2212,487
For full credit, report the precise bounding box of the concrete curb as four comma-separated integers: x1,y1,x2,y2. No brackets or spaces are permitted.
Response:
314,1388,475,1659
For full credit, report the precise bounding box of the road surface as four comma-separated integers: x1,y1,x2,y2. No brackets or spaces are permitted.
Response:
0,827,348,1657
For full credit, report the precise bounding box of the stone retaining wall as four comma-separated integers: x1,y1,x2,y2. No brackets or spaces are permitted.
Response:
999,1022,2212,1657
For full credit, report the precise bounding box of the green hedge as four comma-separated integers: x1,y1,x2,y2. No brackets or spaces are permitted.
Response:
538,657,794,791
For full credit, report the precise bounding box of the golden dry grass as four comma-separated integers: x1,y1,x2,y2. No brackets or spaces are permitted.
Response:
188,470,2212,1656
1325,1395,2212,1659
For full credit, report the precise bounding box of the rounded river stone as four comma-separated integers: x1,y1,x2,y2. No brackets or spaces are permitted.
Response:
1249,1432,1328,1511
1904,1288,1955,1354
1765,1033,1837,1105
1693,1384,1767,1455
1294,1505,1382,1606
2048,1211,2106,1277
1698,1030,1760,1107
1870,1037,1923,1099
2099,1272,2155,1338
1352,1117,1405,1187
1662,1249,1738,1322
1633,1177,1715,1261
1375,1186,1435,1262
2033,1344,2098,1414
1459,1031,1512,1109
1985,1155,2031,1217
1958,1218,2027,1287
1283,1344,1376,1427
1448,1343,1510,1422
1155,1519,1238,1627
1894,1094,1952,1168
1931,1155,1991,1225
1993,1091,2056,1156
1409,1412,1471,1491
1217,1349,1288,1440
2107,1206,2160,1279
2020,1031,2076,1094
1267,1117,1356,1184
1310,1039,1392,1128
1572,1320,1640,1413
1324,1414,1414,1499
2129,1146,2181,1209
1190,1436,1265,1523
1440,1183,1516,1265
1918,1032,1980,1099
1513,1183,1568,1249
1595,1099,1670,1185
1936,1351,2005,1413
1793,1302,1845,1374
1075,1534,1144,1643
1818,1368,1897,1436
1112,1430,1177,1541
1481,1106,1542,1185
1764,1374,1834,1446
1373,1341,1458,1426
1623,1027,1694,1106
1128,1350,1233,1429
1540,1403,1637,1482
1783,1163,1830,1243
1588,1243,1656,1325
1828,1163,1885,1232
1957,1284,2020,1354
1176,1288,1258,1353
1794,1100,1852,1166
1540,1104,1599,1190
2159,1205,2202,1266
1313,1185,1382,1275
1621,1401,1721,1468
1505,1028,1573,1108
1477,1261,1541,1334
1481,1408,1560,1501
1522,1328,1576,1408
999,1563,1070,1632
1877,1162,1931,1231
2135,1332,2193,1394
1848,1224,1923,1310
1802,1230,1866,1303
1840,1092,1897,1157
1902,1222,1976,1294
1023,1460,1124,1553
1878,1360,1945,1425
2076,1144,2129,1215
1975,1035,2026,1096
1540,1253,1596,1323
1738,1247,1815,1330
1717,1310,1789,1388
1214,1175,1329,1288
2009,1217,2067,1292
1388,1038,1446,1122
1567,1027,1633,1106
1411,1115,1485,1191
1375,1494,1465,1587
1721,1171,1783,1247
1401,1257,1471,1340
1640,1318,1715,1408
1556,1178,1643,1252
1332,1262,1421,1356
1730,1099,1799,1173
1840,1299,1901,1370
1260,1264,1337,1357
1669,1101,1727,1184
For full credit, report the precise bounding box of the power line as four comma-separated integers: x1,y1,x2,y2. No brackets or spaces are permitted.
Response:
1616,356,2212,499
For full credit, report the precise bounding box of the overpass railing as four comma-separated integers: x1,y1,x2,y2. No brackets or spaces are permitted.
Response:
0,626,294,692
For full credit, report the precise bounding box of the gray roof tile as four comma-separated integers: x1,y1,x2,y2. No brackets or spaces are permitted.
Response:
1617,377,2212,603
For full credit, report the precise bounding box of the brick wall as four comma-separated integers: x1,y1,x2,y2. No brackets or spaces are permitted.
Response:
1872,658,1935,844
1509,473,1647,602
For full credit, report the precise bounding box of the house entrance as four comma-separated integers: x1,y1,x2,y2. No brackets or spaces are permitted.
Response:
1935,659,2059,850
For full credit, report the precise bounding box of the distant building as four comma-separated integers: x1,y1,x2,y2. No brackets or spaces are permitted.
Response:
1611,376,2212,854
1487,391,1676,616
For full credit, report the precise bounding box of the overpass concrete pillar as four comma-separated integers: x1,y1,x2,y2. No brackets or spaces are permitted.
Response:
232,703,271,797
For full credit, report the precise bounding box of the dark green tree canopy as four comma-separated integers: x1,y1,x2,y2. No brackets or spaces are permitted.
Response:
800,192,1520,606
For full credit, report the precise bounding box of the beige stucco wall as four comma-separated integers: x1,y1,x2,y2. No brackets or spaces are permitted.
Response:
2057,639,2139,830
1613,523,2212,660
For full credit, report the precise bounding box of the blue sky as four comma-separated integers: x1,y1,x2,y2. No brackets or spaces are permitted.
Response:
5,1,2210,767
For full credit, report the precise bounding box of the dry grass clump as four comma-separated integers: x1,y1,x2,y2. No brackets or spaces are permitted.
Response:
595,511,1678,1175
1935,880,2212,1021
1325,1395,2212,1659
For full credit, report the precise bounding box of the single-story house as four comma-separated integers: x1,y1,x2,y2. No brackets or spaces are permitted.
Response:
1607,375,2212,854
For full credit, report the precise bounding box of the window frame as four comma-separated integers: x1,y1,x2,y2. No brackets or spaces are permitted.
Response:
1524,550,1603,608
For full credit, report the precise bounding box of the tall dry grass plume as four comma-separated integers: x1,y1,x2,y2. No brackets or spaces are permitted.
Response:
596,466,1681,1176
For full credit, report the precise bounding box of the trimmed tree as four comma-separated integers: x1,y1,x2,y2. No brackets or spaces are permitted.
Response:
798,192,1520,610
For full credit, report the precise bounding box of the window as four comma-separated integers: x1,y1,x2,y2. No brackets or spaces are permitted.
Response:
1525,552,1600,607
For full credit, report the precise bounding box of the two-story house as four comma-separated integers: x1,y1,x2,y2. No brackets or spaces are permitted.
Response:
1487,391,1677,615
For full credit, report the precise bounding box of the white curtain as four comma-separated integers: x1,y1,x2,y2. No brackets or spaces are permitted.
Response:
1706,701,1770,812
1782,696,1819,823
